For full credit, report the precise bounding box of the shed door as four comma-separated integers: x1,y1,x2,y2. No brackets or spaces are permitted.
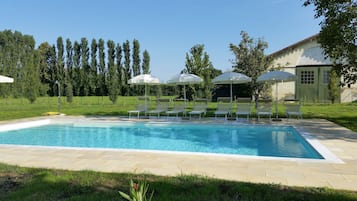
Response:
296,67,318,102
296,66,334,103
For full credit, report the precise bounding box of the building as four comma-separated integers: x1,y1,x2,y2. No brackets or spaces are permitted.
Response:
269,34,356,103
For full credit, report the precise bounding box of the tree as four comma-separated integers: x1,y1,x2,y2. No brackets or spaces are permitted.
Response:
122,40,131,95
81,37,90,96
230,31,273,107
328,69,340,103
98,39,106,97
142,50,150,74
73,41,81,96
0,29,149,99
37,42,52,96
184,44,219,100
132,39,141,76
56,37,64,96
90,39,98,95
107,40,119,103
23,36,40,103
66,80,73,103
0,30,40,98
116,43,123,95
303,0,357,86
48,45,57,97
65,38,73,97
23,52,39,103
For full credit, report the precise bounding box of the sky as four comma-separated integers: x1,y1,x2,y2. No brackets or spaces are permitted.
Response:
0,0,320,81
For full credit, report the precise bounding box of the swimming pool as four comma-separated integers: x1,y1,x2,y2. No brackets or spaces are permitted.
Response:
0,121,323,159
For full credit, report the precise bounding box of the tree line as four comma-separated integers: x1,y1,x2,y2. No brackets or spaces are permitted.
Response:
0,29,274,104
0,30,152,103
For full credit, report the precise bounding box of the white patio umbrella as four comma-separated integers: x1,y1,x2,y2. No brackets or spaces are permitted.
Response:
257,70,296,120
212,71,252,104
0,75,14,83
128,74,161,110
167,73,203,104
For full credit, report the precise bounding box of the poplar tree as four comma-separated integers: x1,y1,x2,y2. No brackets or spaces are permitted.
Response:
73,41,81,96
37,42,52,96
11,31,26,97
107,40,118,103
65,38,73,80
24,52,39,103
90,39,98,95
23,36,40,103
56,37,64,96
81,37,90,96
122,40,131,95
142,50,150,74
98,38,106,96
65,38,74,101
132,39,140,76
49,45,57,97
116,43,123,95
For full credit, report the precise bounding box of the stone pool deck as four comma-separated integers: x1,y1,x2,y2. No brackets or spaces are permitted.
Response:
0,116,356,191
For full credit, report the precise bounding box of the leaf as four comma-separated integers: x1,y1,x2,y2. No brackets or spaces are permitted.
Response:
119,191,133,201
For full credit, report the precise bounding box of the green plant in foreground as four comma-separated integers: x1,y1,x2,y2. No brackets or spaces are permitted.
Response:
119,179,154,201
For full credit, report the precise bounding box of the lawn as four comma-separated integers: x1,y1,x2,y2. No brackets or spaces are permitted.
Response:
1,163,357,201
0,96,356,200
0,96,356,131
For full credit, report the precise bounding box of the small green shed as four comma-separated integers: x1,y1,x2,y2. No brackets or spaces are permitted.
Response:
269,34,355,103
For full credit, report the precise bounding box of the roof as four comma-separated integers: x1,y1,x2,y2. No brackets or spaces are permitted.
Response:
297,46,331,66
269,34,319,58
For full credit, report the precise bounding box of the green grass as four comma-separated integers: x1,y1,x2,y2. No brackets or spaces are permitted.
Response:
1,163,357,201
0,96,357,200
0,96,356,131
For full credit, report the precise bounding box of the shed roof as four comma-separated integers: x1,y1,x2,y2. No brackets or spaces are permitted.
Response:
269,34,319,58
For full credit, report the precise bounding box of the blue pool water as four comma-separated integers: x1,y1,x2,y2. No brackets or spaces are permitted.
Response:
0,122,323,159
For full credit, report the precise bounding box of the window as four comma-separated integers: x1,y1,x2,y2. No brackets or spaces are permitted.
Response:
323,70,330,84
301,71,314,84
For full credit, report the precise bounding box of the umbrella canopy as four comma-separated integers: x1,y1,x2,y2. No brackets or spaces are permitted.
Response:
257,70,296,120
212,71,251,104
128,74,160,85
167,73,203,102
0,75,14,83
167,73,203,85
128,74,161,110
257,71,295,82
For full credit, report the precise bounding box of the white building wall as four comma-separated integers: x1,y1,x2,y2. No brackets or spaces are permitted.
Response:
340,85,357,103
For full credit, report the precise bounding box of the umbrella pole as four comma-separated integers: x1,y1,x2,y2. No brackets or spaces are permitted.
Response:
183,85,186,104
275,81,279,120
145,84,147,111
183,85,187,117
230,82,233,104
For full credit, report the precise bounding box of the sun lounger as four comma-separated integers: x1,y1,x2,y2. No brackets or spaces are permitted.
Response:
128,104,147,118
189,103,207,119
257,101,272,120
284,101,302,119
236,102,252,120
147,102,169,118
166,103,186,118
214,102,231,119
